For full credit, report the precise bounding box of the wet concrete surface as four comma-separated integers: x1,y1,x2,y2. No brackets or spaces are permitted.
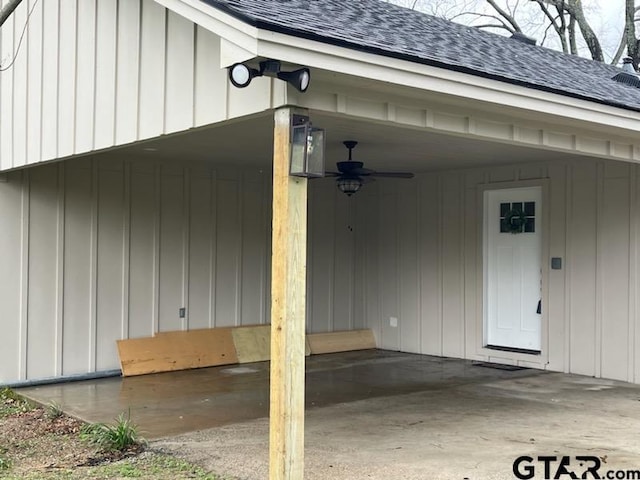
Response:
18,350,640,479
156,355,640,480
18,350,538,439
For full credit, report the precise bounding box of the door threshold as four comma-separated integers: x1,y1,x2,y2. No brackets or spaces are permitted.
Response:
485,344,541,355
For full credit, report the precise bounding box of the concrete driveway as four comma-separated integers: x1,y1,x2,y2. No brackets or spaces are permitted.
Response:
19,350,640,479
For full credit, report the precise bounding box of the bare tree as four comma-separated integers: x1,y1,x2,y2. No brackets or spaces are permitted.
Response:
621,0,640,68
391,0,640,69
536,0,604,61
0,0,24,29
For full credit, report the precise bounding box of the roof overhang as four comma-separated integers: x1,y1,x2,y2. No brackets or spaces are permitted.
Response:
153,0,640,139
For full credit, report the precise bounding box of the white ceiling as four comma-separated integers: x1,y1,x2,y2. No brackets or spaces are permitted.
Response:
113,111,580,173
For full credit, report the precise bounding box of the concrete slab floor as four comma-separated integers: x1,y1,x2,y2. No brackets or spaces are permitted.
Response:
18,350,640,479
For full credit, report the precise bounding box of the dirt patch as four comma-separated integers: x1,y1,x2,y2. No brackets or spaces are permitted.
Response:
0,405,140,476
0,390,230,480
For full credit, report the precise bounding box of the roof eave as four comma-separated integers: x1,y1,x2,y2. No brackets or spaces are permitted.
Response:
263,24,640,114
256,29,640,133
153,0,640,135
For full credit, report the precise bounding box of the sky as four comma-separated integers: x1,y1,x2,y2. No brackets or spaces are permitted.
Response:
591,0,626,59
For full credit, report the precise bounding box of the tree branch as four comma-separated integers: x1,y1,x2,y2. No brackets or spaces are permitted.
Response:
451,11,516,32
530,0,568,52
486,0,523,32
546,0,604,61
625,0,639,69
611,32,629,66
568,14,577,55
473,23,515,31
0,0,24,28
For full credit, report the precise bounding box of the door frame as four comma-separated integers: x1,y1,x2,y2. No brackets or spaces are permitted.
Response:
475,179,550,367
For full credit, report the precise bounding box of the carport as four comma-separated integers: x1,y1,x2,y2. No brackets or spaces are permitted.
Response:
3,1,640,479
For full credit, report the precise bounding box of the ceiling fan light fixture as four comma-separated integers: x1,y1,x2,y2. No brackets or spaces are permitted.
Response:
326,140,414,196
337,177,362,196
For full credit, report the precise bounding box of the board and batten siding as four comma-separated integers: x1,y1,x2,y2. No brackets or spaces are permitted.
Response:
0,157,361,384
0,158,274,382
0,0,279,172
362,159,640,384
1,156,640,383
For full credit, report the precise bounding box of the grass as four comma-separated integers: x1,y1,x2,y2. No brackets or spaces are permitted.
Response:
80,412,145,452
0,388,34,417
95,454,227,479
46,401,64,420
0,453,231,479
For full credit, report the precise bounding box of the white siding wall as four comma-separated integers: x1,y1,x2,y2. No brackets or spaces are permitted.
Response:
0,0,275,172
353,159,640,383
307,181,371,333
2,156,640,383
0,158,273,383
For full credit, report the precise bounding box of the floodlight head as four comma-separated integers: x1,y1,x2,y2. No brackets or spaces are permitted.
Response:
229,63,261,88
277,68,311,93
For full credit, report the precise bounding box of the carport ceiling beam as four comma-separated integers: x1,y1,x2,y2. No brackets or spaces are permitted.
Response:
269,106,308,480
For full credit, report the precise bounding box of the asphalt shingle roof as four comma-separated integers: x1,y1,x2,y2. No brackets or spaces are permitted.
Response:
199,0,640,113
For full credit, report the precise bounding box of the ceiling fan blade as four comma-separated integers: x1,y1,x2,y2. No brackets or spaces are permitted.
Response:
323,171,341,177
349,167,375,175
370,172,415,179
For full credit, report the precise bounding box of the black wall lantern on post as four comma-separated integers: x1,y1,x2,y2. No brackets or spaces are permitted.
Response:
229,59,311,92
289,114,325,178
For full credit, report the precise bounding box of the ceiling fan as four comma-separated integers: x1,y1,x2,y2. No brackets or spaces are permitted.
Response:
325,141,415,196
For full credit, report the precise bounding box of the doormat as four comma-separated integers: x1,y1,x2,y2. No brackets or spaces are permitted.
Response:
472,361,529,371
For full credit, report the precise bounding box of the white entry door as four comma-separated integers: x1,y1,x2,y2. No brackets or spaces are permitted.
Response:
484,187,542,352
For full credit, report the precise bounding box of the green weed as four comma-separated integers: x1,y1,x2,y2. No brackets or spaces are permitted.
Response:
80,412,145,452
46,401,64,420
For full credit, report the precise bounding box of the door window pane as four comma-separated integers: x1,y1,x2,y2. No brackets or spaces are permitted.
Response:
524,202,535,216
500,201,536,233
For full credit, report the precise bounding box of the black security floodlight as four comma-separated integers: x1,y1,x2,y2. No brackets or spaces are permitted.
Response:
277,68,311,93
229,63,261,88
227,60,311,92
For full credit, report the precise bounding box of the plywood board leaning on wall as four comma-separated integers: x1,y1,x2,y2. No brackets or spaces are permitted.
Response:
307,329,377,355
117,328,238,376
232,325,271,363
231,325,312,362
117,326,368,376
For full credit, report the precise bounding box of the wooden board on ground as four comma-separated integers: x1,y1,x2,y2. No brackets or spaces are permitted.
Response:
232,325,271,363
117,328,238,376
307,329,376,355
